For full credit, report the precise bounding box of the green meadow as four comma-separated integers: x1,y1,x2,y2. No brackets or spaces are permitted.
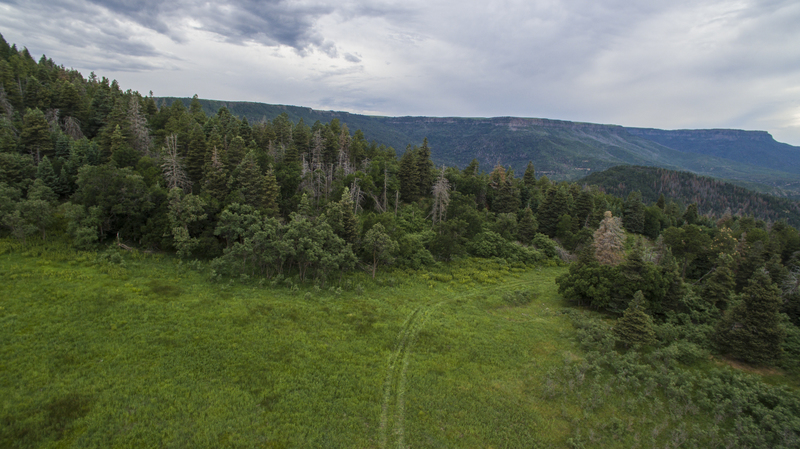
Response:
2,239,798,448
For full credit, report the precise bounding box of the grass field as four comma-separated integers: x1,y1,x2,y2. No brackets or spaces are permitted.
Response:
0,240,581,448
2,239,798,448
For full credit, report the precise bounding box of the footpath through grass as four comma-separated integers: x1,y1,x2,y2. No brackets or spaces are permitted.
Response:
1,240,577,448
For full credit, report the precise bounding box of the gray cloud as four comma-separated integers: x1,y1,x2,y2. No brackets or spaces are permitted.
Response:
1,0,799,145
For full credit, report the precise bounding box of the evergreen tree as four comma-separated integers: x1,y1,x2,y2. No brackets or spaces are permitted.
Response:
35,155,57,191
110,124,139,168
228,151,272,213
656,193,666,210
263,164,280,218
735,240,765,292
623,190,645,234
716,268,784,365
572,189,594,231
522,161,535,187
167,187,207,257
19,108,52,161
614,290,656,347
397,148,418,202
517,207,538,244
702,254,735,309
537,185,559,236
185,123,207,189
683,203,699,225
415,138,434,198
202,146,229,204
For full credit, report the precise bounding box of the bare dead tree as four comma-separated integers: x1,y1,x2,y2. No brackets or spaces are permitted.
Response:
430,166,451,225
593,211,625,265
350,180,365,214
161,134,191,192
45,109,60,133
62,116,84,140
0,86,14,122
128,96,151,155
311,130,323,171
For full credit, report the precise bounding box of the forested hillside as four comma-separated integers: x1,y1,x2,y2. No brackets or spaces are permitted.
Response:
3,33,800,447
582,165,800,227
160,96,800,197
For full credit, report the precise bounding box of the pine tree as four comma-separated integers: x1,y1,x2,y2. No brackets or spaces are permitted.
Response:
415,138,434,198
614,290,656,347
623,190,645,234
538,185,569,237
185,123,207,189
263,164,280,217
35,155,57,191
228,151,270,212
702,254,735,309
683,203,699,225
716,268,784,365
398,148,419,202
517,207,538,244
202,146,229,203
19,108,52,162
110,124,139,168
572,189,594,231
522,161,535,187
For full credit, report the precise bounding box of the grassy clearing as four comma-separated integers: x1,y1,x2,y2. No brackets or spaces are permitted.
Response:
0,241,576,448
1,240,797,448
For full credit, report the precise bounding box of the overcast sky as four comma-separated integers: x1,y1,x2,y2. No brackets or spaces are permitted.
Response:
2,0,799,145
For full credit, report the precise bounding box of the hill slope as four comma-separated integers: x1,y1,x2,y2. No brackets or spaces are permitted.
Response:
160,97,800,197
581,165,800,226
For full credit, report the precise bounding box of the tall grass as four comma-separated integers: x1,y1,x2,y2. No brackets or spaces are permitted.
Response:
1,240,797,447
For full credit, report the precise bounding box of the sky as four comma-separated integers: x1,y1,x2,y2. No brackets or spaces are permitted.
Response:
2,0,800,145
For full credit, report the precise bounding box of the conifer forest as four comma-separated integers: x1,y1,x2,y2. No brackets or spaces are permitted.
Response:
2,33,800,448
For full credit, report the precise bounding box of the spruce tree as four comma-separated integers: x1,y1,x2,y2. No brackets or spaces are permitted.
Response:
202,146,229,204
415,138,435,198
522,161,535,187
398,148,419,202
702,254,735,309
517,207,538,244
19,108,52,161
614,291,656,347
35,156,57,191
228,151,270,212
185,123,207,188
263,164,280,218
716,268,784,365
623,190,645,234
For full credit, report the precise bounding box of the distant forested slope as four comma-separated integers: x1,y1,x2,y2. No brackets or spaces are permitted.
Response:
581,165,800,226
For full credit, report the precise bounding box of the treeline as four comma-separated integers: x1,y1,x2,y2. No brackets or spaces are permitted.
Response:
582,165,800,226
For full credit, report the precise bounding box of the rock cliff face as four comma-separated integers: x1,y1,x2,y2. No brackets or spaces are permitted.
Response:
626,128,774,142
623,127,800,175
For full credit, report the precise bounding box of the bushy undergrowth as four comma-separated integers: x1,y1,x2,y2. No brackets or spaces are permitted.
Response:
550,310,800,448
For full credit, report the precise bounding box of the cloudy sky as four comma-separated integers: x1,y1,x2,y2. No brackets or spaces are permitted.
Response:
2,0,799,145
